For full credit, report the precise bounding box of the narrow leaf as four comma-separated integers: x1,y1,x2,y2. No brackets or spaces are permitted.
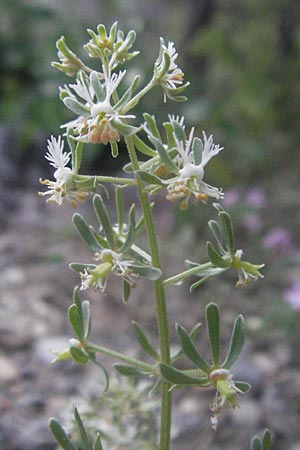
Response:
63,97,90,116
122,279,131,303
82,300,91,339
251,437,262,450
93,195,115,249
132,321,160,360
69,346,89,364
114,364,143,376
262,429,272,450
219,211,234,255
115,188,124,234
136,170,164,186
172,119,186,143
120,204,135,254
73,213,102,252
111,119,140,136
235,381,251,393
49,419,76,450
133,134,157,157
128,264,161,280
163,122,176,148
222,315,245,369
160,363,209,386
93,433,104,450
176,324,211,373
147,134,178,173
90,71,105,101
206,241,230,268
206,303,220,367
192,137,203,165
68,304,84,341
74,407,92,450
208,219,226,254
143,113,161,139
69,263,96,273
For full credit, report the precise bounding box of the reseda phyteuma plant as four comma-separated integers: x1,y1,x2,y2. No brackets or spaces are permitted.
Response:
39,22,269,450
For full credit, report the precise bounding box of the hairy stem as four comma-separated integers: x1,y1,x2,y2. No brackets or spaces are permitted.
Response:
125,136,172,450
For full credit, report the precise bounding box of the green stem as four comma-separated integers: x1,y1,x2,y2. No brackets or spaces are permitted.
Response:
164,262,213,287
125,136,172,450
122,77,157,114
86,341,155,374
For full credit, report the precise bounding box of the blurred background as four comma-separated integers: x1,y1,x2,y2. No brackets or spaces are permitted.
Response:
1,1,300,449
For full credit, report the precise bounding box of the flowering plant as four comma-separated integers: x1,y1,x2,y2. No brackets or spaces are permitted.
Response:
39,22,270,450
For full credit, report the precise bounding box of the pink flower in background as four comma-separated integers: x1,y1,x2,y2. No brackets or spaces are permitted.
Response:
242,214,263,233
283,281,300,310
263,227,292,252
245,188,265,208
222,189,240,207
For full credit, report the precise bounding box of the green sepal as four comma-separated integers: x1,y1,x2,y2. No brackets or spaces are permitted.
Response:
219,211,234,256
176,324,211,373
73,213,102,252
160,363,209,386
49,418,76,450
68,304,84,341
206,241,231,268
128,263,162,280
133,134,157,157
222,315,245,369
132,321,160,360
120,204,135,254
63,97,90,116
93,433,104,450
206,303,220,367
143,113,161,139
93,194,115,249
136,170,164,186
69,346,89,365
74,407,93,450
122,279,131,303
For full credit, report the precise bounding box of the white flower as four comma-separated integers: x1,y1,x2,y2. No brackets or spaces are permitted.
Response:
79,249,138,292
39,136,88,207
61,66,135,144
155,41,187,102
165,128,224,208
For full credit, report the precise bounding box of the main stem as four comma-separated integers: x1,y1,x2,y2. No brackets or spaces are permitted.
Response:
125,136,172,450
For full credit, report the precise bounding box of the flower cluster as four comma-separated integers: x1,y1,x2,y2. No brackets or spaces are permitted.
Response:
60,67,135,150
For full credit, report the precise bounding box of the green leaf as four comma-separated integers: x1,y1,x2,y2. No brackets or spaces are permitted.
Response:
74,407,92,450
192,137,203,166
219,211,234,256
68,304,84,341
90,71,105,102
251,437,262,450
128,264,162,280
132,321,160,360
163,122,176,148
160,363,209,386
172,118,186,143
93,195,115,249
49,419,76,450
222,315,245,369
208,219,226,255
111,119,140,136
69,263,96,273
189,267,228,291
206,303,220,367
115,188,124,234
143,113,161,139
122,279,131,303
93,433,104,450
235,381,251,393
206,242,230,268
120,204,135,254
73,213,102,252
114,75,140,110
110,141,119,158
136,170,164,186
262,429,272,450
147,134,178,173
63,97,90,116
114,364,143,376
70,346,89,365
176,324,211,373
133,134,157,157
82,300,91,339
